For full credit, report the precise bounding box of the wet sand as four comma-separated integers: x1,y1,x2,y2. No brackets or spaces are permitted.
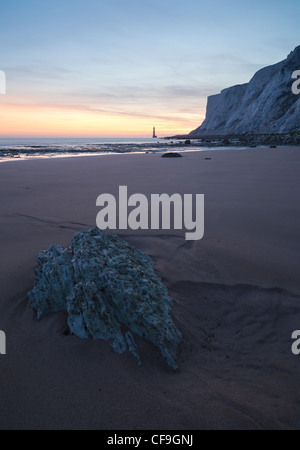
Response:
0,147,300,429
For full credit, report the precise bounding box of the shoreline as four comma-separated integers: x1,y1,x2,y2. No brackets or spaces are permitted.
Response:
0,144,296,164
165,131,300,147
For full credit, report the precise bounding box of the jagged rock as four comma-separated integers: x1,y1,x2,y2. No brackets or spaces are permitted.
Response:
28,228,182,369
190,45,300,136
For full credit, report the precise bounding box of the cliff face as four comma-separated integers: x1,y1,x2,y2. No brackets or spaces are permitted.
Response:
190,46,300,136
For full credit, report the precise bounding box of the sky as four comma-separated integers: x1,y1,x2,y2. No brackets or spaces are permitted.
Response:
0,0,299,138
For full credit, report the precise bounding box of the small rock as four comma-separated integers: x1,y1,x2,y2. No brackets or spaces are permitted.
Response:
162,153,182,158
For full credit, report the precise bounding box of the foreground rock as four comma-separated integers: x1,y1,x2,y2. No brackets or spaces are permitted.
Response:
28,228,182,369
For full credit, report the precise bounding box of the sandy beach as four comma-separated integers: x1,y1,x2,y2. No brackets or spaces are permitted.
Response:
0,147,300,430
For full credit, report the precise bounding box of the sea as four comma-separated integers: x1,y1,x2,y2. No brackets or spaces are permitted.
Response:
0,137,249,162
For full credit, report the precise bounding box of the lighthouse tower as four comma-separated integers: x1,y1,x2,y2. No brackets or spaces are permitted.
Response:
153,127,157,139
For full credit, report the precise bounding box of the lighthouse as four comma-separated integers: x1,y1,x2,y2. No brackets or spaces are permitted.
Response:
153,127,157,139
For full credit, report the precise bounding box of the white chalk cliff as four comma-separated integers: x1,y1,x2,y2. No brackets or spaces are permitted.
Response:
190,46,300,136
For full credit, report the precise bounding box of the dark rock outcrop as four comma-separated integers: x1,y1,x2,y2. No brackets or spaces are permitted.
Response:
162,152,183,158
